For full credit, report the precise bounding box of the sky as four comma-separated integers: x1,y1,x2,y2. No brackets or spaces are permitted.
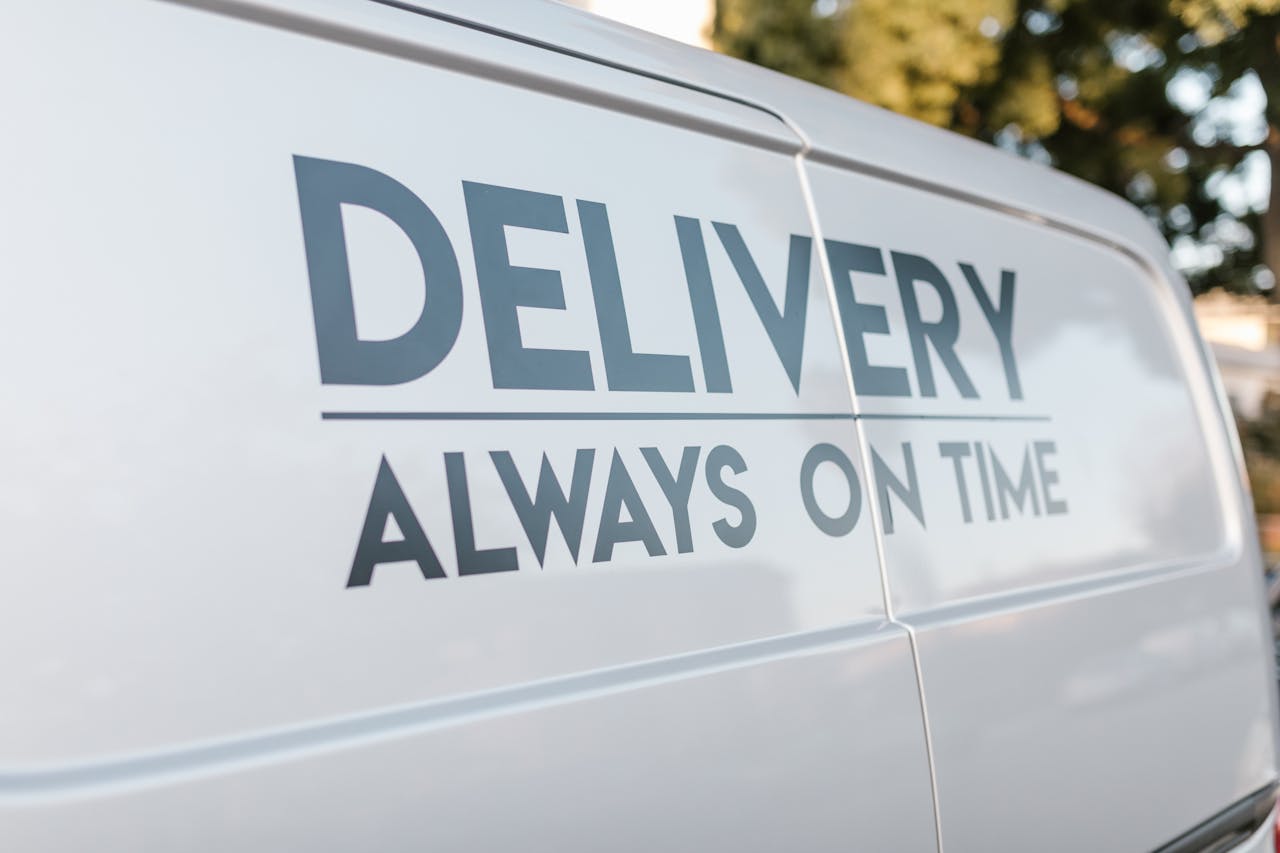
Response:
557,0,713,47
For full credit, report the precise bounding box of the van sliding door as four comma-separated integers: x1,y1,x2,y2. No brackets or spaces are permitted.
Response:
801,152,1277,851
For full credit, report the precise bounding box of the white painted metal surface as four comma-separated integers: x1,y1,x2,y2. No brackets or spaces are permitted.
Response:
0,0,1275,850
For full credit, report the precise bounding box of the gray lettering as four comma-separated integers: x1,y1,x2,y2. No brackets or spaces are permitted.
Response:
491,449,595,566
799,443,863,536
675,217,732,393
445,452,519,575
706,444,756,548
714,223,811,394
824,240,911,397
891,252,977,399
593,450,667,562
990,444,1041,519
939,441,974,524
1033,440,1068,515
974,442,996,521
960,264,1022,400
348,457,445,587
871,442,925,534
295,156,463,386
463,181,594,391
641,446,701,554
579,200,694,392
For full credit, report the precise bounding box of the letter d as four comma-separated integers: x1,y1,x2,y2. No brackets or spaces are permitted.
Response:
294,156,464,385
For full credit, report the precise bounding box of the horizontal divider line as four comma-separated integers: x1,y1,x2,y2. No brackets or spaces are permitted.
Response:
321,411,1053,423
859,413,1053,422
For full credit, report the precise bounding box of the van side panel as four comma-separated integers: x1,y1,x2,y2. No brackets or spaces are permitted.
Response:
0,1,938,848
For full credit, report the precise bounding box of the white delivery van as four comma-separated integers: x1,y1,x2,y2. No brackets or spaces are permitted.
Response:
1,1,1276,850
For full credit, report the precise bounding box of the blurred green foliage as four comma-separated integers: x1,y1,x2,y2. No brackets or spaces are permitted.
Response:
713,0,842,85
837,0,1017,127
712,0,1280,295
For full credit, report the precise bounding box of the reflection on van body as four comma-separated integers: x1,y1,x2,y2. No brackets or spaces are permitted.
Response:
0,1,1274,851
